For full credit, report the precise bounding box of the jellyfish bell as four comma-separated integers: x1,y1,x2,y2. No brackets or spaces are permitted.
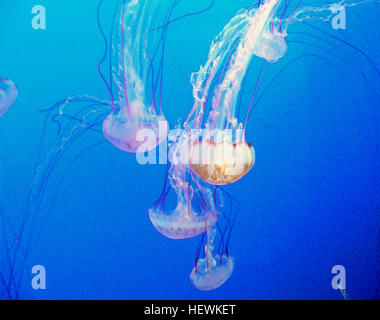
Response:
190,255,234,291
0,78,17,118
188,129,255,185
149,147,220,240
149,198,218,240
189,138,255,185
190,227,234,291
102,100,168,153
254,29,287,62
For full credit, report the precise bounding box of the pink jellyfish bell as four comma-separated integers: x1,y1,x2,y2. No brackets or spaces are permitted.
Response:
102,100,168,153
149,192,219,240
0,78,17,118
149,166,219,240
149,136,219,239
102,0,168,153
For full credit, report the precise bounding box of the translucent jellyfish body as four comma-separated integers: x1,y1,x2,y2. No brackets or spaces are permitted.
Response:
190,255,234,291
253,29,287,62
0,78,17,118
149,199,218,240
102,101,168,153
189,133,255,185
190,228,234,290
150,133,220,239
102,0,169,153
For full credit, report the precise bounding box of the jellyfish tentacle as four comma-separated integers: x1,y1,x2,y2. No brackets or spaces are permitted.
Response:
243,61,268,138
103,0,171,153
151,0,216,32
302,21,380,76
0,206,18,299
97,0,115,110
149,147,220,240
7,103,107,297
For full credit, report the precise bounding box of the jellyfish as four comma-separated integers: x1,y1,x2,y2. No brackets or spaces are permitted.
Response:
190,228,234,291
42,0,181,155
253,28,287,62
0,78,17,118
190,187,237,290
149,131,220,239
149,172,219,239
187,0,287,186
102,0,169,153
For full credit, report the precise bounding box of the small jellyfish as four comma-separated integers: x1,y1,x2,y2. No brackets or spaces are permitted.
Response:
190,226,234,291
0,78,17,118
189,187,237,291
102,0,169,153
190,254,234,291
253,28,287,62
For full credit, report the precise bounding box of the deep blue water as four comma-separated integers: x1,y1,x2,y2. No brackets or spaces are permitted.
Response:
0,0,379,299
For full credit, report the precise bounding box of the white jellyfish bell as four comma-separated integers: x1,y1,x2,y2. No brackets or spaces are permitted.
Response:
190,228,234,290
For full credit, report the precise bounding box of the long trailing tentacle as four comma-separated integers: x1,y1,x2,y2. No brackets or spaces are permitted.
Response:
5,98,109,298
301,20,380,76
97,0,116,110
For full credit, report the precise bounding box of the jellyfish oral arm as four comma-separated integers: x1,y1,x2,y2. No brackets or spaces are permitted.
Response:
103,1,170,153
281,0,372,29
209,0,283,130
185,11,253,130
113,1,153,106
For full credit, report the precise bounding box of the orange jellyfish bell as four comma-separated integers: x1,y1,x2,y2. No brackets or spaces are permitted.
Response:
189,133,255,185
